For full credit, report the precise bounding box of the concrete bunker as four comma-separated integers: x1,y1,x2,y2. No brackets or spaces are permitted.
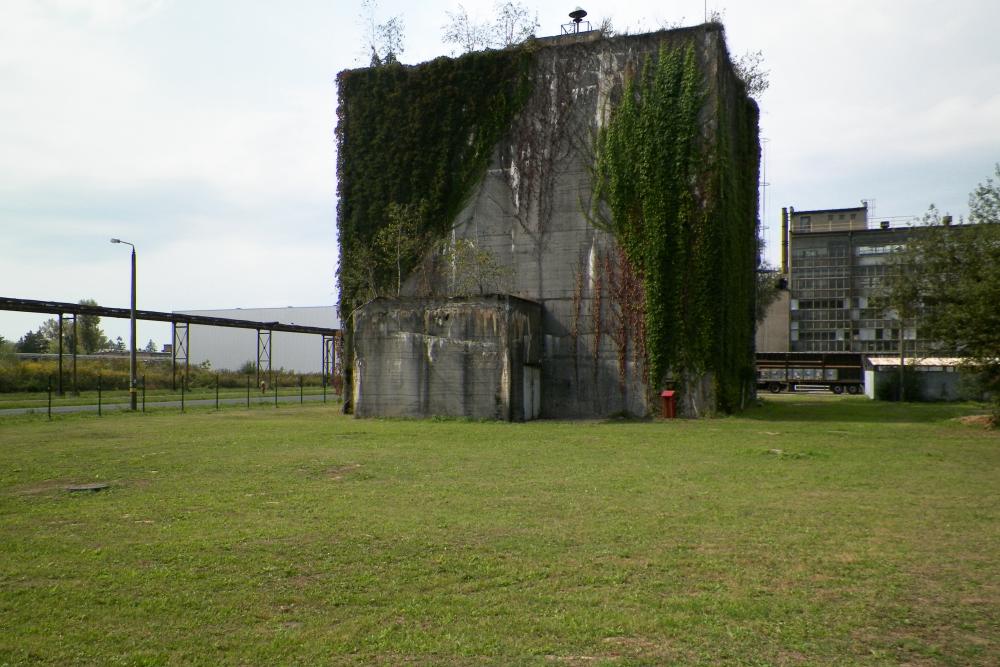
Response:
353,296,541,420
338,24,760,419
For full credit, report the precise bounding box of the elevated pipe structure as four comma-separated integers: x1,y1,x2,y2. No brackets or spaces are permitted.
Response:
1,297,341,391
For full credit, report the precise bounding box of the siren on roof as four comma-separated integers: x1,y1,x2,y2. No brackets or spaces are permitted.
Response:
561,7,592,34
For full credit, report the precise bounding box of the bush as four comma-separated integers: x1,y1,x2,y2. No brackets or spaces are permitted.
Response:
0,357,329,393
875,367,923,402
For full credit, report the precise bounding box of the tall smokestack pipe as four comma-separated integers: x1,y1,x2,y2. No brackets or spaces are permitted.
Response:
781,207,789,275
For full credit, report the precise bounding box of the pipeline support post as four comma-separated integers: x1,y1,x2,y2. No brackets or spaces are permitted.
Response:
57,313,64,395
322,333,336,387
257,329,272,389
173,321,189,391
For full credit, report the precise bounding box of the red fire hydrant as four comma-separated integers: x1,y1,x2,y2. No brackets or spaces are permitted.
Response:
660,390,677,419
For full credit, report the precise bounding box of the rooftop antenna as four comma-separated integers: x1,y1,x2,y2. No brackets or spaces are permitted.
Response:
561,7,591,34
760,137,771,255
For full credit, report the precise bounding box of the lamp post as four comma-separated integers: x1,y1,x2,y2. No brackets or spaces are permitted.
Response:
111,238,138,410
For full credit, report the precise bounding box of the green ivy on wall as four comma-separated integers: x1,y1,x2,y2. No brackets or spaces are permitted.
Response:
336,50,533,315
594,39,759,412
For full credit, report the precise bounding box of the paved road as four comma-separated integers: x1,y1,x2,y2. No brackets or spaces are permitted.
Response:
0,393,339,416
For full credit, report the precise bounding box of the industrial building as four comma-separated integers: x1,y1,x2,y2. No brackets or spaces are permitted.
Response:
757,204,934,356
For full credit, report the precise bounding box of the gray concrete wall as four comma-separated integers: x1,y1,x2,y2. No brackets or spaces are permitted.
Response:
398,27,740,418
871,368,981,402
353,296,541,420
756,290,790,352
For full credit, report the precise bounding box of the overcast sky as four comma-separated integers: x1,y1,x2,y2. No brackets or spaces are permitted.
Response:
2,0,998,346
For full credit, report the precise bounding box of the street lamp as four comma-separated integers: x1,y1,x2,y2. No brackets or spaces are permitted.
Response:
111,238,138,410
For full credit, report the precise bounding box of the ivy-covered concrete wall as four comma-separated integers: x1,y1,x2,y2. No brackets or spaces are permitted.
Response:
337,23,759,418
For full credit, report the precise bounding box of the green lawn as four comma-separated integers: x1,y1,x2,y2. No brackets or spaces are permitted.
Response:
1,397,997,665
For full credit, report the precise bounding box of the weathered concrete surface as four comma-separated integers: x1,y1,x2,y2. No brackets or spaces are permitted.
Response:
353,296,541,420
396,26,752,417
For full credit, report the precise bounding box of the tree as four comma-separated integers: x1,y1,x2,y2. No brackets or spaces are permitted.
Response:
493,0,538,47
705,9,770,99
15,329,49,353
441,4,488,53
374,202,428,296
112,336,127,353
881,165,1000,419
144,339,158,353
75,299,110,353
35,318,62,353
441,237,511,296
732,50,770,99
359,0,404,66
442,1,538,54
755,264,783,323
17,300,109,355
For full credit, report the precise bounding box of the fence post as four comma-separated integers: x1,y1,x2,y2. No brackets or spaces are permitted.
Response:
246,374,251,409
142,374,146,413
47,376,52,421
98,375,102,417
323,376,327,403
299,375,304,404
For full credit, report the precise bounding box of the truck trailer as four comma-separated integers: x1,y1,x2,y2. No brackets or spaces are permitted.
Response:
756,352,864,394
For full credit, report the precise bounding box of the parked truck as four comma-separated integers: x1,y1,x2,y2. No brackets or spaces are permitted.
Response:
756,352,864,394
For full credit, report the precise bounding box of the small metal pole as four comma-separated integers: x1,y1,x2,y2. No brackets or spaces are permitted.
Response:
299,375,303,404
899,321,906,402
171,321,177,391
98,375,102,417
216,374,220,410
246,374,251,409
72,315,78,395
142,374,146,413
47,376,52,420
323,377,327,403
58,314,64,396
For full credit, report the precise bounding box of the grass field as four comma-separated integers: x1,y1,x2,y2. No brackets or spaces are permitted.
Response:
1,397,997,665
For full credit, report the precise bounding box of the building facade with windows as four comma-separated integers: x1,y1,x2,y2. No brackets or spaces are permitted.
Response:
779,204,931,355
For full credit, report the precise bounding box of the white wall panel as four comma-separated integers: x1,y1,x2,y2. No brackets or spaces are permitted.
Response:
173,307,338,373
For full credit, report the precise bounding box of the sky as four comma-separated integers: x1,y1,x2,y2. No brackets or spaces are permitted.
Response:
2,0,999,346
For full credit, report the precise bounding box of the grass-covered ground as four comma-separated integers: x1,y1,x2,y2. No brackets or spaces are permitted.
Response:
1,397,997,665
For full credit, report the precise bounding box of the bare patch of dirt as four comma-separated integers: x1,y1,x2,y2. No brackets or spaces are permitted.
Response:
13,479,76,496
955,414,996,428
14,478,144,497
327,463,361,480
545,656,608,664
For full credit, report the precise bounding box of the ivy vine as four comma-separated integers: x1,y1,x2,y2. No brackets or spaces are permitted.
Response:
594,38,759,412
336,49,533,316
